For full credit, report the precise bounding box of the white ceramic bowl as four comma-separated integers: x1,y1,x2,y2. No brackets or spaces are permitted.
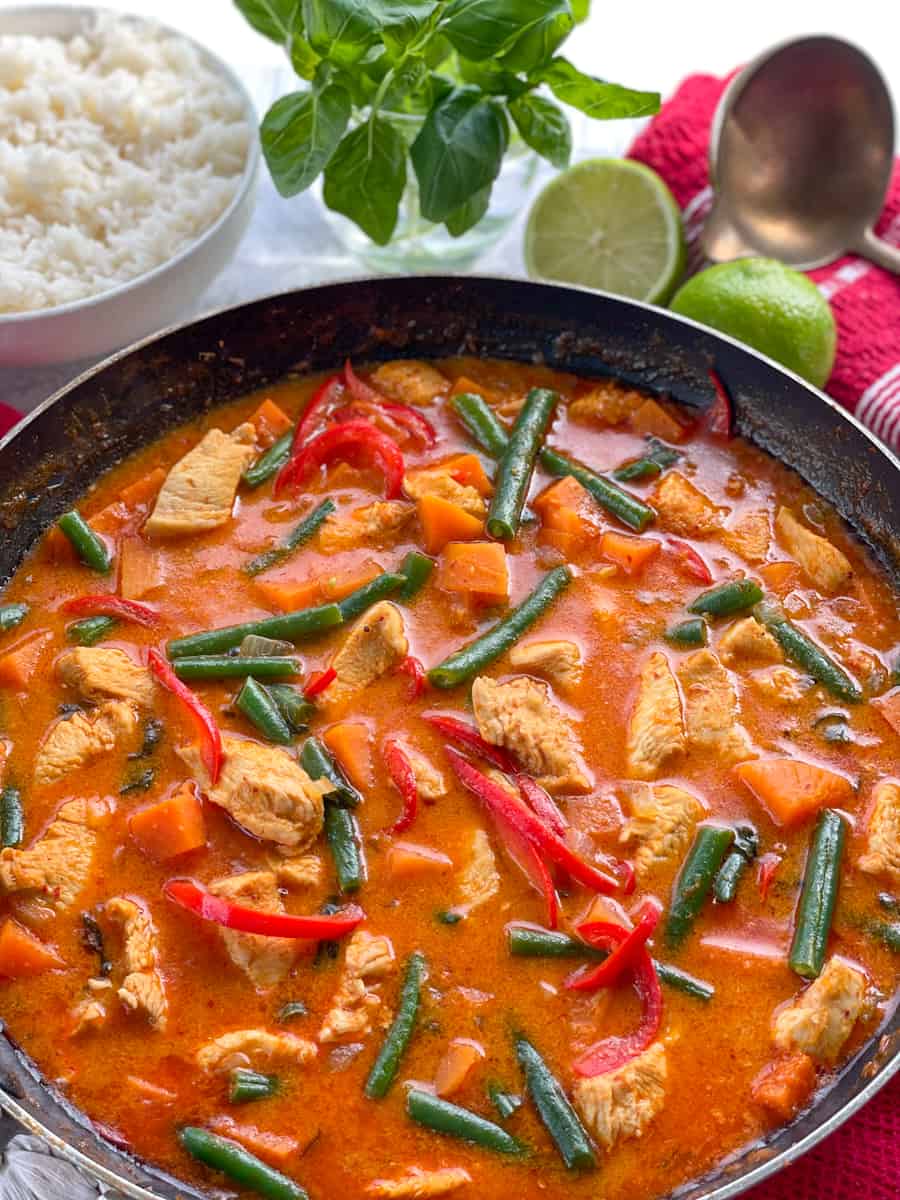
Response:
0,5,260,368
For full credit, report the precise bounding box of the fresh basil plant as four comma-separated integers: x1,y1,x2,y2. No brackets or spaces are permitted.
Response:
235,0,659,244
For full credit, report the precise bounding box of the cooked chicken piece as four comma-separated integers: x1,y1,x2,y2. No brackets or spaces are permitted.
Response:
620,784,705,879
625,652,685,780
678,650,756,765
403,466,486,518
273,853,323,890
472,675,591,795
774,507,852,594
319,931,396,1043
324,602,408,711
106,897,167,1029
748,666,813,706
718,618,783,667
773,956,867,1061
209,871,296,989
34,700,138,786
69,998,108,1037
145,424,256,536
574,1041,668,1150
370,360,448,407
456,828,500,913
367,1168,472,1198
180,735,327,850
57,647,155,709
197,1029,317,1074
403,746,446,800
508,639,583,691
0,797,107,909
722,510,771,563
651,472,726,538
569,379,646,425
317,501,415,554
858,780,900,882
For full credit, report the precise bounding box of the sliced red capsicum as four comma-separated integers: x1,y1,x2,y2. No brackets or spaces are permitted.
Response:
148,649,222,784
705,369,735,439
165,879,364,939
303,666,337,699
668,538,713,585
492,802,559,929
566,898,662,991
395,655,427,700
383,737,419,834
275,419,404,498
343,360,437,448
572,933,663,1077
516,774,568,839
293,373,344,447
62,594,160,627
423,712,519,775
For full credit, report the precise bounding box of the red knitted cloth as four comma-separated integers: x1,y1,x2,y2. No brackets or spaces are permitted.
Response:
629,72,900,454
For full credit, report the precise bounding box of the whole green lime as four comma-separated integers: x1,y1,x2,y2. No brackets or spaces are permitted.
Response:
669,258,836,388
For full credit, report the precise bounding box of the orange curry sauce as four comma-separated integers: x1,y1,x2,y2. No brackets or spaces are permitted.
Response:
0,358,896,1199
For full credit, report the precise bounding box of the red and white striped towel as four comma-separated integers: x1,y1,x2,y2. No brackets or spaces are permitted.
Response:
628,72,900,454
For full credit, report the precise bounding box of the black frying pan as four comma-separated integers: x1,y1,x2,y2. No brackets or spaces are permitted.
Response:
0,276,897,1200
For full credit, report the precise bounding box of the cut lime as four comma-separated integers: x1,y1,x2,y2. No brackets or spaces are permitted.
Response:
524,158,686,304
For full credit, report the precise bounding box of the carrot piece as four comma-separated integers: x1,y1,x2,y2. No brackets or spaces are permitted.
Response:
450,375,502,406
0,631,52,690
256,560,382,613
119,535,167,600
91,468,167,534
417,494,484,555
386,841,453,880
759,560,801,594
600,531,661,576
249,398,293,447
42,525,77,564
439,541,509,602
539,529,582,558
533,475,597,548
735,758,854,827
207,1116,302,1166
630,397,691,442
129,783,207,862
873,688,900,737
751,1053,816,1120
323,721,373,789
445,453,493,497
0,919,64,977
434,1038,485,1098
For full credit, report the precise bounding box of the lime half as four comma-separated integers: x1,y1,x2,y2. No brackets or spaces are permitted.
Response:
524,158,686,304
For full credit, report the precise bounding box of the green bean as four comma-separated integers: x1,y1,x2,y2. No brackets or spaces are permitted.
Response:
665,617,707,647
613,438,680,482
451,392,511,459
429,566,571,689
299,737,361,807
789,809,846,979
276,1000,308,1022
228,1069,279,1104
539,447,655,532
0,787,23,848
487,388,558,540
406,1089,524,1155
397,550,435,602
515,1035,595,1170
653,960,715,1002
172,656,302,681
324,804,365,893
365,951,426,1099
665,825,734,949
236,677,293,745
167,603,342,659
57,511,111,574
688,579,763,617
487,1081,522,1119
178,1126,307,1200
866,920,900,953
266,684,315,734
753,602,862,703
243,430,294,489
337,571,405,622
67,615,117,646
0,604,28,633
713,823,759,903
244,498,336,576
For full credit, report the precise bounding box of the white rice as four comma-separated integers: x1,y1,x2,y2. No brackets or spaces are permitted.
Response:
0,13,251,314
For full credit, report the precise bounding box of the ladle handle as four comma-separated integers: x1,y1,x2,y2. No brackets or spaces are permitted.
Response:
853,227,900,275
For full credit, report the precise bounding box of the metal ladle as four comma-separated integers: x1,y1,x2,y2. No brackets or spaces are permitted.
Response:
703,35,900,274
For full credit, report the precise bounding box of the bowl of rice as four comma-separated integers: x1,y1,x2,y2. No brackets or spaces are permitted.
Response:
0,5,259,367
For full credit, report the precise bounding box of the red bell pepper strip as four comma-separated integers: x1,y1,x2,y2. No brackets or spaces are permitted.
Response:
423,712,519,775
303,666,336,699
566,898,662,991
445,748,619,895
492,803,559,929
395,655,426,700
293,374,344,448
516,774,568,839
343,360,437,448
757,852,782,901
165,879,364,939
705,369,735,439
61,594,160,627
275,419,404,498
148,649,222,784
384,737,419,834
572,936,663,1077
668,538,713,585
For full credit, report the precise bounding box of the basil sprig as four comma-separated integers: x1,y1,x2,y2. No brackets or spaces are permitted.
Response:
237,0,660,245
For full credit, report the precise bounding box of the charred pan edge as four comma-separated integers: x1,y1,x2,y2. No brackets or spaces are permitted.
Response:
0,276,898,1200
